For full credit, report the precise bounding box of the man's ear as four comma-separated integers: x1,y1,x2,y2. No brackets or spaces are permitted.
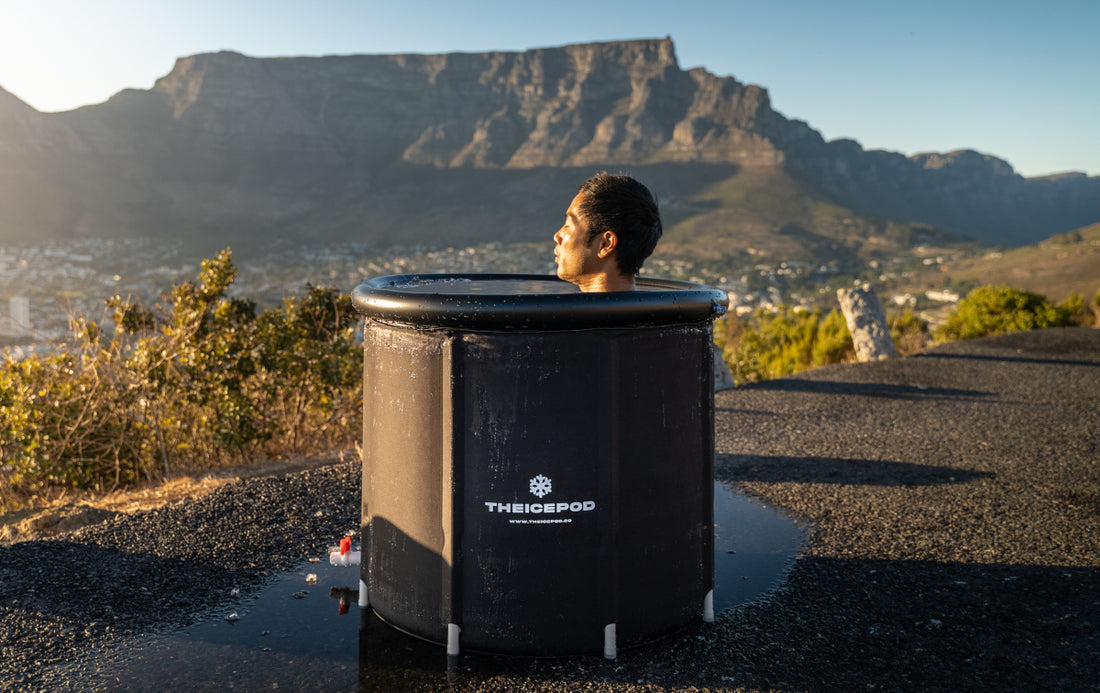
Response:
597,230,618,259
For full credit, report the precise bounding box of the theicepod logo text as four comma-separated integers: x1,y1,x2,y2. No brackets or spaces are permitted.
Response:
484,500,597,514
484,474,596,516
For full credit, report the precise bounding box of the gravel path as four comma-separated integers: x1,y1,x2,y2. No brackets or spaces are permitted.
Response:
2,327,1097,692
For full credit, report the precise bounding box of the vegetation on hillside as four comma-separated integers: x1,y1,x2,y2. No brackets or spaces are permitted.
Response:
0,250,361,512
713,306,855,385
934,286,1082,341
716,285,1096,386
889,221,1100,307
661,167,966,273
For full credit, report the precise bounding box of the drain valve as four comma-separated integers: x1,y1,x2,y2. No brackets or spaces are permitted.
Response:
329,536,361,566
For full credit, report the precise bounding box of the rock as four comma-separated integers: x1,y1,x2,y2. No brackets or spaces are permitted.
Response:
713,343,735,392
837,284,897,362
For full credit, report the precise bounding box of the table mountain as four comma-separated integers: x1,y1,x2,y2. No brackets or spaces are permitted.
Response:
1,38,1096,253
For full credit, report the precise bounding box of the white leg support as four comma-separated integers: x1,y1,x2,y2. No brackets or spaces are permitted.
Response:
703,589,714,622
603,623,617,660
358,579,369,608
447,623,461,656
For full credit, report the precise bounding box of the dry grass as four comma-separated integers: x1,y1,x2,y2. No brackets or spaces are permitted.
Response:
0,450,356,545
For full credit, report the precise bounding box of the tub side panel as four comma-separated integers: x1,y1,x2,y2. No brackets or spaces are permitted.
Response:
458,331,608,655
615,325,713,643
362,322,449,641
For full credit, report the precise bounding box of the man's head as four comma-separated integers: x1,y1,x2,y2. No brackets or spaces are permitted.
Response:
553,173,662,292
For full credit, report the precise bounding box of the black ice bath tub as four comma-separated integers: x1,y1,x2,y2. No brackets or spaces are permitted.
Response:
351,273,728,657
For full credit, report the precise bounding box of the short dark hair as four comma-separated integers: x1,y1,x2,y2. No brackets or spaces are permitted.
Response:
576,172,662,277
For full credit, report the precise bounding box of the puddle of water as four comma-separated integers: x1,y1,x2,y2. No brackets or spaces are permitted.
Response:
713,480,807,612
95,482,804,689
103,561,362,690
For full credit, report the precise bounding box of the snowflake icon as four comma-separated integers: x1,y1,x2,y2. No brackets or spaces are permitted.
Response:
529,474,552,498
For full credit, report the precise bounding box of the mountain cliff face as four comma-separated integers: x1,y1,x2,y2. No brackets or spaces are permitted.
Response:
143,40,785,170
785,139,1100,246
0,38,1097,250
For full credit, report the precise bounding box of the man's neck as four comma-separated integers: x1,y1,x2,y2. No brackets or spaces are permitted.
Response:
575,273,636,293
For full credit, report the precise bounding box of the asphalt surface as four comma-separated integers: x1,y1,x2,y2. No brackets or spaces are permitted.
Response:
1,327,1097,692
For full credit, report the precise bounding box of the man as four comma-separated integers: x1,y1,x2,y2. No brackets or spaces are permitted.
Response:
553,173,662,292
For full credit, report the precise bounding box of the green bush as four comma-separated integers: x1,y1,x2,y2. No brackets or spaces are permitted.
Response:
716,306,854,385
711,284,1083,393
1056,293,1092,327
0,249,361,507
889,310,931,353
935,285,1075,341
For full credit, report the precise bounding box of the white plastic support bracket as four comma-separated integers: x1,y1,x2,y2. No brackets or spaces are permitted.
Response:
703,589,715,622
603,623,617,659
329,550,361,566
447,623,461,656
359,579,369,608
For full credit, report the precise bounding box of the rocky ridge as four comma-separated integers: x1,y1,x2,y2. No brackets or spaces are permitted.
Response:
1,38,1097,249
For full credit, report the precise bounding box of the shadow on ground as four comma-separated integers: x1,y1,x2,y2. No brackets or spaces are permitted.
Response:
350,557,1097,692
716,454,993,486
740,379,992,401
912,349,1100,369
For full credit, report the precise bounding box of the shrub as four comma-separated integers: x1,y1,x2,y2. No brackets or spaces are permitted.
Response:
889,310,931,354
716,306,854,385
0,249,361,507
934,285,1075,341
1056,293,1092,327
710,284,1083,393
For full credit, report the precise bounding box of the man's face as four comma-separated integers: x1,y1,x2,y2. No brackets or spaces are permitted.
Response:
553,193,604,286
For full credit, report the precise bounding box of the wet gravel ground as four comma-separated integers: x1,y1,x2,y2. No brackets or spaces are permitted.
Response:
2,327,1098,692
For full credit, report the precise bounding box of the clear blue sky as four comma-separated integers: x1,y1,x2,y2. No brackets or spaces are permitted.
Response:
1,0,1096,177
